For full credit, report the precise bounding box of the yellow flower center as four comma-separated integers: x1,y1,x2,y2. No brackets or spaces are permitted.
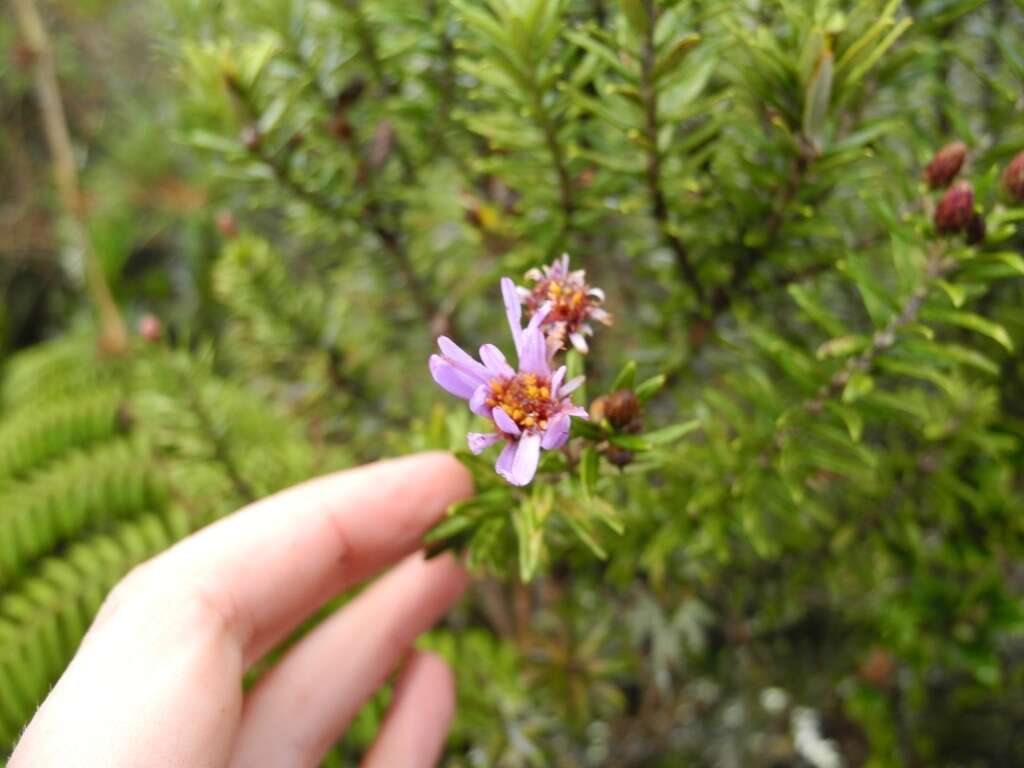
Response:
537,279,590,327
486,372,554,431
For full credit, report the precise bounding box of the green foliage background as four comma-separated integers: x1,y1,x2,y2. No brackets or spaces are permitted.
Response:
2,0,1024,764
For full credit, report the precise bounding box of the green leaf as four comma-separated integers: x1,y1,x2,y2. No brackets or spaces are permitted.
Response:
935,279,967,308
827,403,864,442
619,0,649,35
635,374,666,404
922,309,1015,352
579,446,598,498
608,433,650,451
572,419,606,440
564,30,637,81
651,34,701,82
566,349,587,403
816,335,868,360
789,284,847,337
802,50,833,149
562,504,607,559
612,360,637,391
842,371,875,403
644,420,701,445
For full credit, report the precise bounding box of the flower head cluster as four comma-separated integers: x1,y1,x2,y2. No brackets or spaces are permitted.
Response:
514,254,610,355
429,256,605,486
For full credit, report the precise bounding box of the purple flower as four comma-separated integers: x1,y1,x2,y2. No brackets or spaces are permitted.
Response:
516,254,611,355
429,280,587,486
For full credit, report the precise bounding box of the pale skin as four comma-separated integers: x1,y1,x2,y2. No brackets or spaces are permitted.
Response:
9,452,474,768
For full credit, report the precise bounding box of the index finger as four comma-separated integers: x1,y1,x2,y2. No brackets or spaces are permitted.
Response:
104,451,473,664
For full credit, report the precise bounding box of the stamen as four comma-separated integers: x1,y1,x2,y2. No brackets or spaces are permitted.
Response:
487,372,556,433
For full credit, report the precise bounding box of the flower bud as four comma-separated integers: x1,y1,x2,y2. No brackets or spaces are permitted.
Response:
924,141,966,188
1002,150,1024,202
604,446,634,468
934,181,974,234
591,389,641,431
138,314,163,342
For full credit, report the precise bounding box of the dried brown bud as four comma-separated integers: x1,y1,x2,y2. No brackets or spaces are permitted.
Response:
966,212,986,246
215,209,239,239
604,446,634,468
335,77,367,111
924,141,967,188
138,314,163,342
1002,151,1024,202
934,181,974,234
591,390,642,431
241,125,263,152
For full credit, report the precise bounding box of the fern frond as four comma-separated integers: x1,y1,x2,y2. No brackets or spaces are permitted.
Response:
1,335,115,411
0,390,126,488
0,439,169,587
0,508,192,750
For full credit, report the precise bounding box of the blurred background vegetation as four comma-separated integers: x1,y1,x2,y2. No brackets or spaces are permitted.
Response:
1,0,1023,765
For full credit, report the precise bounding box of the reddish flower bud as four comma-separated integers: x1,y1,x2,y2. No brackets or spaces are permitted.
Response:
1002,151,1024,202
924,141,966,188
215,210,239,239
934,181,974,234
138,314,163,342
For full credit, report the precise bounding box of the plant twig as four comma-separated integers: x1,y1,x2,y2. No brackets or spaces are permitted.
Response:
639,0,704,302
9,0,127,354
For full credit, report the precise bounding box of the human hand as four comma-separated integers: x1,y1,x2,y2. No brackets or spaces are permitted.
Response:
9,452,473,768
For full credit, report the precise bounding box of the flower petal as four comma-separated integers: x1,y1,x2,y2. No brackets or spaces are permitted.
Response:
563,405,588,419
550,366,567,399
468,431,502,455
438,336,489,383
470,384,492,417
492,406,521,436
429,355,478,400
495,440,518,483
569,332,589,353
509,432,541,486
560,375,585,396
520,327,550,376
541,413,570,450
501,277,523,355
480,344,514,378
